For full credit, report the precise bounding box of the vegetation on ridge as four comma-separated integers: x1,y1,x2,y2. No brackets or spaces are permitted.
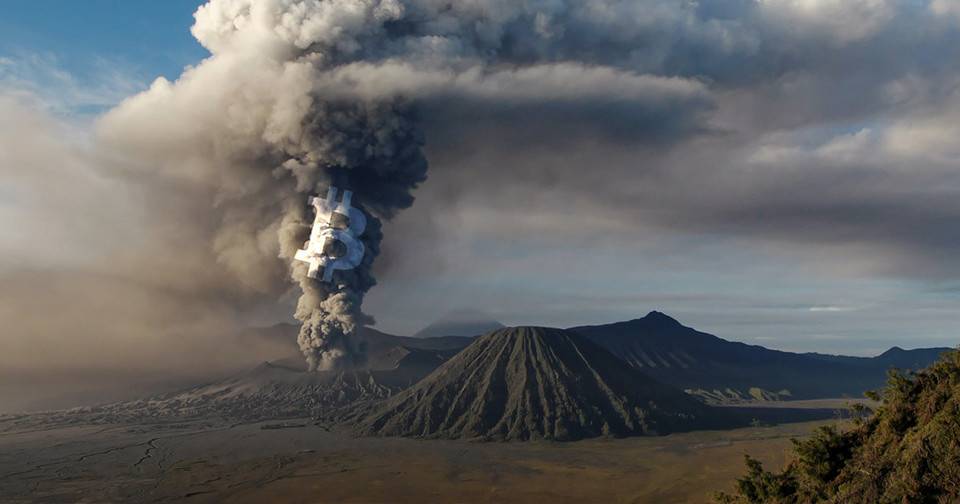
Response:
716,349,960,503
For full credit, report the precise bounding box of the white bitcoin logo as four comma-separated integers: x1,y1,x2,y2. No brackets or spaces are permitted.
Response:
293,186,367,282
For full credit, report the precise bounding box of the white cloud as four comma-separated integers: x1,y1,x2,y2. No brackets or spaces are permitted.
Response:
882,95,960,162
931,0,960,21
815,128,876,161
759,0,895,44
809,306,857,312
0,52,145,116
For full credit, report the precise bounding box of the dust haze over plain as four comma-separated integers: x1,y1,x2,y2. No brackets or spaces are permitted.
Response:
3,0,960,412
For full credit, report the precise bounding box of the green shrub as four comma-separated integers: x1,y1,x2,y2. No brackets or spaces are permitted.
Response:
716,349,960,504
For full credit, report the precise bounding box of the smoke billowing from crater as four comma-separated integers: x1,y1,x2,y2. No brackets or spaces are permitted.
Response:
280,99,427,371
98,0,705,371
92,0,717,370
102,2,436,371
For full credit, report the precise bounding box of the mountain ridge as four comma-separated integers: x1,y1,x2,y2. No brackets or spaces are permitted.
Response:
354,326,733,441
572,312,951,402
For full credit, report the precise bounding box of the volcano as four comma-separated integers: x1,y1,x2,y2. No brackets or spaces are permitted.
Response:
356,326,730,441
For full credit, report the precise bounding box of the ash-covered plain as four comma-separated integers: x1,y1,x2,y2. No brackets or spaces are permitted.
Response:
0,319,881,503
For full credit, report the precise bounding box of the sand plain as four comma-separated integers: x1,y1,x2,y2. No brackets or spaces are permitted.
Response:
0,414,844,504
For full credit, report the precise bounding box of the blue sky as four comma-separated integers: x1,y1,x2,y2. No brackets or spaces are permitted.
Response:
0,1,206,84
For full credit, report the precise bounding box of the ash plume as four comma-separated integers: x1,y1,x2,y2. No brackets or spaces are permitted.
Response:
102,2,434,372
283,101,426,371
93,0,716,371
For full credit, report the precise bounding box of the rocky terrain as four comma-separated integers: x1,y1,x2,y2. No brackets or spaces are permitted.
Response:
355,326,733,441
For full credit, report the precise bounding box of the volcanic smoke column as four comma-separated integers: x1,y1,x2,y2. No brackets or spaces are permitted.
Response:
281,100,427,372
100,0,713,372
186,3,428,372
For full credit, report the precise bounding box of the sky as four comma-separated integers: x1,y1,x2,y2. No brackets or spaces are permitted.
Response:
2,0,960,407
0,2,205,80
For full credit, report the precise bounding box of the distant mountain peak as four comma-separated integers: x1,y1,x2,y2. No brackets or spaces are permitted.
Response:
413,310,505,338
880,346,906,356
640,311,682,326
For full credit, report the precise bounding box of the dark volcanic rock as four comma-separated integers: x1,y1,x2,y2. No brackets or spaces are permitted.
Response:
355,326,729,441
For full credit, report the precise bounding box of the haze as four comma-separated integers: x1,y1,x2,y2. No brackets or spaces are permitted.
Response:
2,0,960,413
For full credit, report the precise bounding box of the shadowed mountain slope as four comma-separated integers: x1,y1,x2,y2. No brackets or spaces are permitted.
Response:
572,312,951,401
356,326,732,441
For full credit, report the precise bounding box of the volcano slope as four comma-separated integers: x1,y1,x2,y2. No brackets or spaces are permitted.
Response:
356,326,736,441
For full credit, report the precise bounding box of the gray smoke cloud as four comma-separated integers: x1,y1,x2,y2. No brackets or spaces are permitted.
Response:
92,0,712,370
282,100,426,370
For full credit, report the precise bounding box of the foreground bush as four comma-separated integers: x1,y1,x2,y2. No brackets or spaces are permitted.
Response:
716,349,960,503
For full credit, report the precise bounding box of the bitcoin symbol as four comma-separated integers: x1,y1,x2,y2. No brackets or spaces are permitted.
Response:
293,186,367,282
